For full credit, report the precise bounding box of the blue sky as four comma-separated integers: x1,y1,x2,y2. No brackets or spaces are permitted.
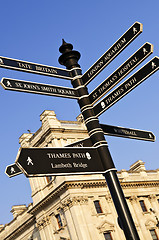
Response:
0,0,159,224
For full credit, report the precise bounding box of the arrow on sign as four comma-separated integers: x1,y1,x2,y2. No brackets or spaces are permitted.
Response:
100,124,155,141
93,57,159,117
5,163,22,178
0,56,72,80
16,147,105,177
1,78,79,99
82,22,143,85
89,42,153,104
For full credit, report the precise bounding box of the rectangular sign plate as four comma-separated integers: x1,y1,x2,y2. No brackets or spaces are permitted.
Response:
82,22,143,85
89,42,153,104
1,78,78,99
94,57,159,116
0,56,72,79
16,147,105,177
100,124,155,141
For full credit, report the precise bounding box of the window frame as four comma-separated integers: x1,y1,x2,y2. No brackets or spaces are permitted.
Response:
149,229,158,240
103,232,113,240
55,213,63,228
94,200,103,214
139,200,147,212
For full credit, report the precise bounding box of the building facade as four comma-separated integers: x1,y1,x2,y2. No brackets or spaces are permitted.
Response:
0,110,159,240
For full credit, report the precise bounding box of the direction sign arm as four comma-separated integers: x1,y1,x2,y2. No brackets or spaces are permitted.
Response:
1,77,79,99
0,56,73,80
94,56,159,117
100,123,155,141
82,22,143,85
89,42,153,104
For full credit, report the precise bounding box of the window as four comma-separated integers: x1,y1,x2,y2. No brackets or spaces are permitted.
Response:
149,229,158,240
94,200,103,213
104,232,113,240
56,214,63,228
139,200,147,212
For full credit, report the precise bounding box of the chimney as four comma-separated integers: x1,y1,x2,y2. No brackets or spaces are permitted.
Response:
11,205,27,218
129,160,146,172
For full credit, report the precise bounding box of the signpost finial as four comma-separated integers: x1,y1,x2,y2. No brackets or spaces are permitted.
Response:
58,40,81,69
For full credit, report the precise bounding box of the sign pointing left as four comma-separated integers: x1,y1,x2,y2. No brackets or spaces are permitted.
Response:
0,56,72,80
16,147,105,177
5,163,22,178
1,78,79,99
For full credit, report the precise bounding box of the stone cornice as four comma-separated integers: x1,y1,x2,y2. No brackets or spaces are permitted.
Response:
3,215,35,240
120,180,159,189
31,127,88,147
28,179,159,215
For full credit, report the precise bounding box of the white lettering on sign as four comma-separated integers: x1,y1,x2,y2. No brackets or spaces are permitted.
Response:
23,83,40,90
18,62,32,70
73,162,88,168
87,60,104,78
104,87,124,105
47,153,71,159
124,77,137,90
114,128,137,136
35,66,57,74
104,38,126,62
51,163,72,168
41,86,57,93
86,38,126,79
72,152,86,158
51,162,88,169
47,152,91,160
118,57,138,77
91,56,138,101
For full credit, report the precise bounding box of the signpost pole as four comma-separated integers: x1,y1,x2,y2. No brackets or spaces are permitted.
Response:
58,39,140,240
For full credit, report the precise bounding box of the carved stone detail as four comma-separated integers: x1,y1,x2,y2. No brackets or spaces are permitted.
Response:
36,216,51,230
61,196,88,211
148,194,156,202
129,195,138,203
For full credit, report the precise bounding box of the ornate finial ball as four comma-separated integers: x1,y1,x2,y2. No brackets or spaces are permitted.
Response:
58,39,81,69
59,39,73,54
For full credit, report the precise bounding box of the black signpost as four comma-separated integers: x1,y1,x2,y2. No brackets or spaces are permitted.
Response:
16,147,105,177
58,39,141,240
2,22,159,240
1,78,79,99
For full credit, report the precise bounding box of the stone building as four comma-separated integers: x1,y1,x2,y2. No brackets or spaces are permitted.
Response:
0,110,159,240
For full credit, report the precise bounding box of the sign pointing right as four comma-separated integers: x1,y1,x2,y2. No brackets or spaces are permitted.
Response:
100,124,155,142
89,42,153,104
82,22,143,85
93,57,159,117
